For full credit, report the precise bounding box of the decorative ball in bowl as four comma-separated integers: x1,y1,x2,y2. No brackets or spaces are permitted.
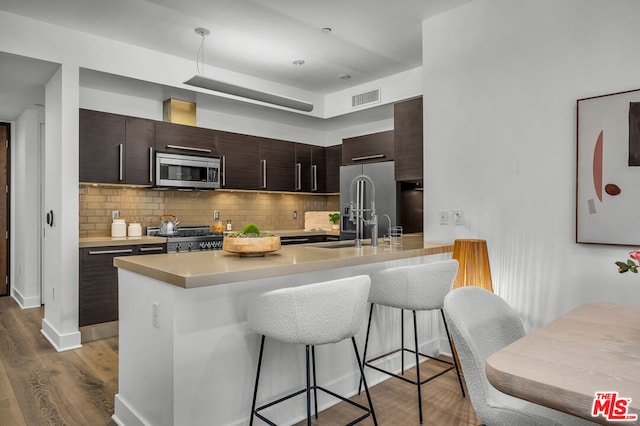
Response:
222,224,281,257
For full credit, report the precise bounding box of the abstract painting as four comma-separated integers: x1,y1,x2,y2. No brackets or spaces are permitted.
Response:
577,88,640,245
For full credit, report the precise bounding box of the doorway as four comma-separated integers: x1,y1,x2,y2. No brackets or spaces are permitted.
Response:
0,123,9,296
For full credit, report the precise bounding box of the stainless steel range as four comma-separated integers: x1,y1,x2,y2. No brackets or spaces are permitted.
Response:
146,225,224,253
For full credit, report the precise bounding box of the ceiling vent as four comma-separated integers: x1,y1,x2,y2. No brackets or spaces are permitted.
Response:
352,89,380,108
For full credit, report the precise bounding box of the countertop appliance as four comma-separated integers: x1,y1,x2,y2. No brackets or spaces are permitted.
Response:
155,152,220,190
146,225,224,253
340,161,398,241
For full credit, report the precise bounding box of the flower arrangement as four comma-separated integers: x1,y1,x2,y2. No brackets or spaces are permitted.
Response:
615,250,640,273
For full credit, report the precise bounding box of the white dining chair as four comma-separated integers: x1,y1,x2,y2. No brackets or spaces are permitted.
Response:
443,287,597,426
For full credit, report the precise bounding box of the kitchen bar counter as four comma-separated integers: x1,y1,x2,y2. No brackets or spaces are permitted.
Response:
113,234,452,288
113,234,454,426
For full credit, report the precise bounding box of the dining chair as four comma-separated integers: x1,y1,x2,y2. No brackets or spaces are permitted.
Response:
443,287,596,426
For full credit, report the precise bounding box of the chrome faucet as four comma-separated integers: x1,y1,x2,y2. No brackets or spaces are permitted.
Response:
348,174,378,247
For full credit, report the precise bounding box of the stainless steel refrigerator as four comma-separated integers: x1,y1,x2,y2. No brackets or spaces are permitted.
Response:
340,161,398,241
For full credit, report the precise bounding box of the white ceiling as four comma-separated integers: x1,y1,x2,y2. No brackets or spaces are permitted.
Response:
0,0,470,120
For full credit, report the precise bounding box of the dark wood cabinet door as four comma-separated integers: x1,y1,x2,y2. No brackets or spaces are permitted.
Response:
294,143,312,191
79,109,125,184
311,146,326,193
394,97,423,182
79,244,166,327
216,131,261,189
125,116,155,185
342,130,394,165
79,246,135,326
260,138,296,191
325,144,341,193
155,121,218,157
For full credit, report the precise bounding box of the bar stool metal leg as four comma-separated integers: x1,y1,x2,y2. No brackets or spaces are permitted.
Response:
306,345,311,426
413,310,423,424
312,345,319,419
352,337,378,426
250,335,266,426
441,309,466,397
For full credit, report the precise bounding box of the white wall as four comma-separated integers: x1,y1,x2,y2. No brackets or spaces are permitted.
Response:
11,109,41,307
422,0,640,330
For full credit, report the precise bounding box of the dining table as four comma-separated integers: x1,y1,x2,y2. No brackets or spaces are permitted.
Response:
485,302,640,425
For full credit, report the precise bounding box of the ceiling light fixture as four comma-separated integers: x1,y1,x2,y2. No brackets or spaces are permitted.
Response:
321,27,332,33
339,74,351,80
184,27,314,112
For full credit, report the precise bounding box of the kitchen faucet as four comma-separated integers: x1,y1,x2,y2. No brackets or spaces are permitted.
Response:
348,174,378,247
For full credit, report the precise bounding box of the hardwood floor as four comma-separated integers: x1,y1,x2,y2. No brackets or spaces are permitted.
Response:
0,296,479,425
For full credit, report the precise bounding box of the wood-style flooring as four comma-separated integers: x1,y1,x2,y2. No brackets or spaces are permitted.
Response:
0,296,479,425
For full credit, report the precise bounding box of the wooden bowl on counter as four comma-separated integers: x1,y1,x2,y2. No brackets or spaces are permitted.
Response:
222,236,281,257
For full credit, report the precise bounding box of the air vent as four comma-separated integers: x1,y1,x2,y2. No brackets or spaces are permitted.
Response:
352,89,380,108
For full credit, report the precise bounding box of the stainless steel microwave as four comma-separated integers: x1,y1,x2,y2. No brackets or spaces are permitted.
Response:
155,152,220,190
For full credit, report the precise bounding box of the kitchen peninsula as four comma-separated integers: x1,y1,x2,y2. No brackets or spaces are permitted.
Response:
112,235,452,426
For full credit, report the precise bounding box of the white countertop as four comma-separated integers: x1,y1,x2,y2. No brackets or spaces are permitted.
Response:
113,234,452,289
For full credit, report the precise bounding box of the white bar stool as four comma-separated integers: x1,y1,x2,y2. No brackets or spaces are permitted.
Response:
248,275,377,425
359,260,465,424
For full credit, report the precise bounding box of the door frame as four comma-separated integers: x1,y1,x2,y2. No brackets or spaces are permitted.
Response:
0,122,11,296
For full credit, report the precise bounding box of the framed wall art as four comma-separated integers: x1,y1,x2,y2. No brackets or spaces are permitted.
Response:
577,88,640,245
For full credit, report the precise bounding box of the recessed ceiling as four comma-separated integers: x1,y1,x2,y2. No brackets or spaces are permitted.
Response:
0,0,470,94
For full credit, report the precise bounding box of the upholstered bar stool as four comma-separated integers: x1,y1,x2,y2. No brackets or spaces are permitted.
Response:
359,260,465,424
248,275,377,425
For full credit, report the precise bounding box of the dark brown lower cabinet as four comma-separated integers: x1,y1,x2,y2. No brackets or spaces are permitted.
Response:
280,235,331,245
79,243,166,327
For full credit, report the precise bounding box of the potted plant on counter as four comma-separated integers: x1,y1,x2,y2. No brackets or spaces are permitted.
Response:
329,213,340,230
222,223,281,257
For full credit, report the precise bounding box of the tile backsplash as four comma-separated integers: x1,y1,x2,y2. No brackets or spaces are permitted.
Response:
79,185,340,237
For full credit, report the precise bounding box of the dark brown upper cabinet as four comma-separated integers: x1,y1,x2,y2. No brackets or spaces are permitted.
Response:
294,143,327,193
342,130,394,166
154,121,218,157
125,116,155,185
215,130,261,190
325,144,342,193
80,109,155,185
259,138,296,191
310,145,327,193
394,97,423,182
79,109,126,184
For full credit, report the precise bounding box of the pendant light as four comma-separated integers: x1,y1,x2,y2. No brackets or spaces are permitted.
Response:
183,27,314,112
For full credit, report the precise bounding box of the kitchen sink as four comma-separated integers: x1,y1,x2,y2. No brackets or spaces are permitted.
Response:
309,241,371,249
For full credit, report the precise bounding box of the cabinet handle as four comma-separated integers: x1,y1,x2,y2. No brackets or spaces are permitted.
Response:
351,154,385,162
295,163,301,190
149,147,154,183
165,144,212,153
88,249,134,255
261,160,267,189
221,155,226,187
311,165,317,192
119,144,124,181
139,246,164,252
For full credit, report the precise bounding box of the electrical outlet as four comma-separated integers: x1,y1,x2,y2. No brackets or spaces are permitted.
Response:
293,210,297,219
453,209,464,226
112,210,120,220
214,210,220,220
152,302,159,329
439,210,449,225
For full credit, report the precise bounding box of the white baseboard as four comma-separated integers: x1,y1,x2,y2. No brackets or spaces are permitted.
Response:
10,288,41,309
113,395,148,426
40,318,82,352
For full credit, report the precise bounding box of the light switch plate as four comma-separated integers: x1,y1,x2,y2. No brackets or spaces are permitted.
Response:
439,210,449,225
453,209,464,226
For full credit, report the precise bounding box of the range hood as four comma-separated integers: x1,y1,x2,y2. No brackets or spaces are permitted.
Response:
183,75,314,112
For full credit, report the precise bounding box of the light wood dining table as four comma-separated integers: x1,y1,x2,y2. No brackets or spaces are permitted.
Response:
485,302,640,425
